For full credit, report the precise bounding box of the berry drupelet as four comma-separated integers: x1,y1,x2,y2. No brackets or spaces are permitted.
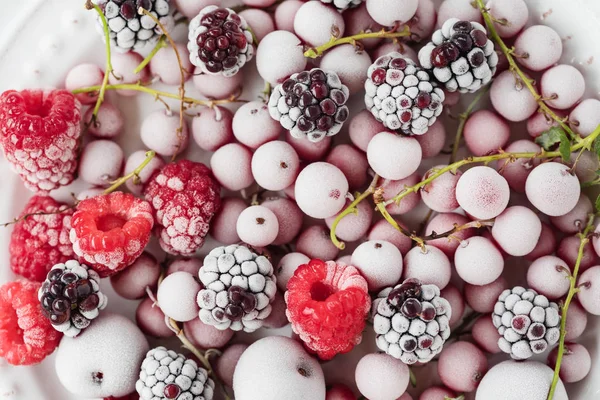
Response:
418,18,498,93
268,68,350,143
188,6,254,77
372,279,452,364
38,260,107,337
365,53,445,135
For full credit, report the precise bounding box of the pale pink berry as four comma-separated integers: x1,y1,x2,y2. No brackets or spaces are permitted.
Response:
496,140,541,193
541,65,585,110
557,235,598,272
415,120,446,159
124,150,165,196
348,109,386,152
77,187,105,201
78,140,124,187
455,236,504,285
167,258,202,276
564,301,588,341
464,276,508,313
367,132,422,180
548,343,592,383
577,265,600,315
368,219,413,256
286,132,332,161
172,0,218,19
443,90,461,106
472,314,501,353
191,106,234,152
456,166,510,219
326,383,355,400
242,0,278,7
274,0,303,31
366,0,418,26
210,197,247,244
256,31,307,84
294,1,344,47
525,222,557,261
65,63,104,104
320,45,372,95
419,386,457,400
488,0,528,37
233,101,282,149
526,109,564,139
355,353,410,400
525,162,580,217
294,162,349,219
184,317,234,349
157,271,201,322
108,52,150,96
372,42,418,62
344,2,383,49
252,141,300,191
464,110,510,156
571,150,599,183
438,341,488,392
216,344,248,388
140,110,189,157
570,99,600,138
550,194,593,234
210,143,254,190
336,255,352,265
136,296,175,338
490,70,538,122
276,252,310,291
408,0,436,39
514,25,563,71
236,205,280,247
193,68,243,99
262,291,289,329
239,9,275,42
262,197,303,245
149,43,193,85
441,284,464,327
325,144,369,190
425,212,476,257
326,200,373,243
351,240,403,292
403,245,451,290
421,166,461,213
492,206,542,256
84,102,124,138
296,225,340,261
436,0,482,27
527,255,571,299
110,252,160,300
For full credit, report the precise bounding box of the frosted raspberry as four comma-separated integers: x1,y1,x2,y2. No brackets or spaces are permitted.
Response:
0,280,62,365
70,192,154,277
0,89,81,193
9,196,74,282
144,160,221,255
285,259,371,360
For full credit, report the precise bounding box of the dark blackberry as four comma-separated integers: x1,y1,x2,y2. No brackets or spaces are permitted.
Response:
38,260,106,337
418,18,498,93
96,0,174,53
268,68,350,142
188,6,254,77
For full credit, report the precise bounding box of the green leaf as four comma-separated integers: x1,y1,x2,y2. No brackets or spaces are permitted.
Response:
595,193,600,213
558,133,571,162
593,137,600,158
535,127,568,150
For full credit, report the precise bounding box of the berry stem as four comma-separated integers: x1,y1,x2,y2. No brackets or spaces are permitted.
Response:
422,219,494,242
409,367,417,387
86,1,114,119
448,311,482,341
103,150,156,194
304,25,411,58
167,318,213,372
449,84,490,163
475,0,579,141
133,35,167,74
0,203,77,228
547,214,595,400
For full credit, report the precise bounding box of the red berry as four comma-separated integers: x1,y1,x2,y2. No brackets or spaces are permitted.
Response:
285,259,371,360
0,281,62,365
416,92,432,109
371,68,387,85
471,30,488,48
144,160,221,256
0,89,81,193
431,43,460,68
70,192,154,277
9,196,74,282
164,384,181,399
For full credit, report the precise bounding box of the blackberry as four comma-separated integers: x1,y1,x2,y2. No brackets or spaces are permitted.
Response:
188,6,254,77
96,0,174,53
372,279,452,365
268,68,350,143
136,346,215,400
492,286,560,360
197,244,277,332
364,53,444,135
319,0,363,12
38,260,107,337
418,18,498,93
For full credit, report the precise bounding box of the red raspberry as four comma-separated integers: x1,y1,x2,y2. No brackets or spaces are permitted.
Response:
0,280,62,365
285,259,371,360
144,160,221,255
9,196,74,282
0,89,81,193
70,191,154,277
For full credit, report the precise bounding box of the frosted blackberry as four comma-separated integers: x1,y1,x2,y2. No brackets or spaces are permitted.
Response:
372,279,452,365
135,346,215,400
38,260,107,338
319,0,363,12
364,53,444,135
418,18,498,93
268,68,350,143
188,6,254,77
96,0,174,53
492,286,560,360
197,244,277,332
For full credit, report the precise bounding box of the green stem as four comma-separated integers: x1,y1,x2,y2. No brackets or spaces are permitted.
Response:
409,367,417,387
304,25,411,58
450,85,490,163
475,0,578,141
103,150,155,194
86,1,114,119
134,35,167,74
547,215,596,400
